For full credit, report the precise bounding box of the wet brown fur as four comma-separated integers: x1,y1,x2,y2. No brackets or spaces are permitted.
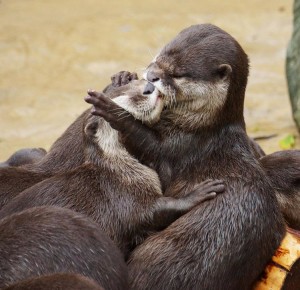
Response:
0,206,128,289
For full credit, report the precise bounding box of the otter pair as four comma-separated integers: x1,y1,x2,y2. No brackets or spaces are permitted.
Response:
0,66,226,288
85,24,299,290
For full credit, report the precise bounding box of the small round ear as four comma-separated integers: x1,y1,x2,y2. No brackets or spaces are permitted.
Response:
217,64,232,81
84,120,99,139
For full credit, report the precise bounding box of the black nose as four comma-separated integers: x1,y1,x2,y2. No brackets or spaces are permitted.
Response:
143,82,156,95
147,71,160,83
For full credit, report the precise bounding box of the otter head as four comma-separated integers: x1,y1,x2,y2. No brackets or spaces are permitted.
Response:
112,80,164,125
144,24,249,129
84,80,164,161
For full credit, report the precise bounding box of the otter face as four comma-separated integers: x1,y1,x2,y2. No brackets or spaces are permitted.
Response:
143,24,249,127
112,80,164,124
84,80,164,158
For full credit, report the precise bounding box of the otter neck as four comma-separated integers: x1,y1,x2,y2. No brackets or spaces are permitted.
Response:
85,122,147,170
164,103,245,133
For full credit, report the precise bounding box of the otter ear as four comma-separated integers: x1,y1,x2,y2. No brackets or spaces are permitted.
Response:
217,64,232,81
84,119,99,139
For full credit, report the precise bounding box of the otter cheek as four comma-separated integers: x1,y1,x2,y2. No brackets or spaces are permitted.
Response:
148,92,159,108
149,98,164,123
112,95,130,112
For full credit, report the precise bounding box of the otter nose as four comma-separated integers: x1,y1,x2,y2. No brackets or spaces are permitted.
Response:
143,82,156,95
147,71,160,83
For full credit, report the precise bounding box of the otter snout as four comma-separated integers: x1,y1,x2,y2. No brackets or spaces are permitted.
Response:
147,71,160,83
145,63,162,83
143,82,155,95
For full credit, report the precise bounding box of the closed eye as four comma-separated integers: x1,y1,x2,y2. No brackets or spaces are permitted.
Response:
172,73,192,79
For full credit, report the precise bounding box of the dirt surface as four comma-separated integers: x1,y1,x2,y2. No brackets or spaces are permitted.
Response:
0,0,298,160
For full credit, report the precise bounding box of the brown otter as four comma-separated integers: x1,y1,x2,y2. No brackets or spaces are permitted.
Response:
0,206,128,289
2,273,104,290
0,80,225,258
85,24,285,289
0,73,142,209
0,147,47,168
260,150,300,230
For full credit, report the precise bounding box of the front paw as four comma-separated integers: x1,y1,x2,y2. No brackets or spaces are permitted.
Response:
185,179,225,205
111,71,138,87
84,90,133,132
85,90,119,119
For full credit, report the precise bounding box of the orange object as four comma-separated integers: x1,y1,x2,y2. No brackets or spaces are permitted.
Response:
254,228,300,290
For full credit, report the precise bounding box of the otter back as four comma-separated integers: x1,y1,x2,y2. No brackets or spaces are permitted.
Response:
0,206,128,289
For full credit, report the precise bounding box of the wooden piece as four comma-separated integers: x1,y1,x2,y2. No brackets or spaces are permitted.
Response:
254,228,300,290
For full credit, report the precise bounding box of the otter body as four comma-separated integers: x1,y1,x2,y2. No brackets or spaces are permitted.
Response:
260,150,300,230
0,80,224,257
0,206,128,289
86,24,285,289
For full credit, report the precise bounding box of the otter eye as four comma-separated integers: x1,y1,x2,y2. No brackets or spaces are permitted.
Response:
172,71,188,79
172,74,182,79
172,72,190,79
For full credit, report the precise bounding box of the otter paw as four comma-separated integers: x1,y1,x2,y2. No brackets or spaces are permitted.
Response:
85,90,119,118
186,179,225,204
85,90,133,132
111,71,138,87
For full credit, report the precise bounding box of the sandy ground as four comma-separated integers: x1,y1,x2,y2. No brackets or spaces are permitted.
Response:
0,0,298,160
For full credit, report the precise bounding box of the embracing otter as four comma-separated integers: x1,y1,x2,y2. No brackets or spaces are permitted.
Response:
86,24,285,289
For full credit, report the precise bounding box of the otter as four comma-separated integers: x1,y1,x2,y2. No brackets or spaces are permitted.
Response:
2,273,104,290
0,206,128,289
0,147,47,168
0,80,225,258
85,24,285,289
0,72,142,209
260,150,300,230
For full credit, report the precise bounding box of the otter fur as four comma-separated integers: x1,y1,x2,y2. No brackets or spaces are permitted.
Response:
0,206,128,289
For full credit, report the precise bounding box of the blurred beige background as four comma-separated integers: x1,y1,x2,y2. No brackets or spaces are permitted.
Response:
0,0,298,160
